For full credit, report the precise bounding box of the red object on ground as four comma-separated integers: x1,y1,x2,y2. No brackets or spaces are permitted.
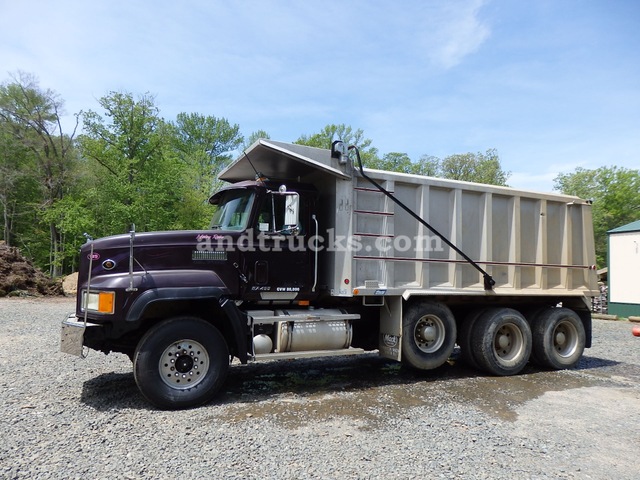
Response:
633,325,640,337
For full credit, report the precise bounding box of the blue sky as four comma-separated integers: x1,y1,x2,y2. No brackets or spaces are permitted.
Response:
1,0,638,192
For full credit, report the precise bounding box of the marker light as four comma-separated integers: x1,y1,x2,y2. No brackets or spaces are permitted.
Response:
82,290,115,314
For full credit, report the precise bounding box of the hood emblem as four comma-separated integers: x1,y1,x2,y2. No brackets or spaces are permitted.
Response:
102,259,116,270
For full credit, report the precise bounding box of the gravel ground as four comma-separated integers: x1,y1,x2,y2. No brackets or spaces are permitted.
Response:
1,297,639,480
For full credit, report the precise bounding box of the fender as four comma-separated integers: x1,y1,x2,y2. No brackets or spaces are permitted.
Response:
126,285,230,322
123,269,230,320
124,269,248,363
125,286,248,363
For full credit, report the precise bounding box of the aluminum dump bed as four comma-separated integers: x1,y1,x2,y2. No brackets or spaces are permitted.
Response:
350,169,598,298
220,140,599,299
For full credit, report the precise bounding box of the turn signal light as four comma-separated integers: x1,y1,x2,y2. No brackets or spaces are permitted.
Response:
82,290,115,314
97,292,115,314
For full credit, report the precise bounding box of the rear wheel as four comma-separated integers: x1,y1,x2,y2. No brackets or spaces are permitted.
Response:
457,310,484,370
471,308,531,376
531,307,585,369
402,301,456,370
134,316,229,409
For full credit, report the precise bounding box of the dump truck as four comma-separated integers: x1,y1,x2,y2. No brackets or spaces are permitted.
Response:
61,140,599,409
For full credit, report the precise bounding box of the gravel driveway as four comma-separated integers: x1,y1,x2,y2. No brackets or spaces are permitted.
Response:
1,297,639,479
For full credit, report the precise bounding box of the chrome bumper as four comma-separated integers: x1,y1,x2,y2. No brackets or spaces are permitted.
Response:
60,314,98,357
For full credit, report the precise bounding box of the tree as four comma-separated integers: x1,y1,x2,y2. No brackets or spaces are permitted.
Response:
78,92,246,237
0,126,29,245
554,166,640,267
242,130,270,150
433,149,510,185
81,91,162,189
374,150,509,185
295,124,379,165
172,112,243,189
0,72,80,275
79,92,186,235
367,152,440,177
168,112,243,227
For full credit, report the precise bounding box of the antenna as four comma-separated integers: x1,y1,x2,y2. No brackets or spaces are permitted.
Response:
243,151,266,181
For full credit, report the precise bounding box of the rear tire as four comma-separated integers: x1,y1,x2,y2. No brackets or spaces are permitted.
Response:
402,301,456,370
134,316,229,409
471,308,531,376
531,307,585,369
457,310,484,370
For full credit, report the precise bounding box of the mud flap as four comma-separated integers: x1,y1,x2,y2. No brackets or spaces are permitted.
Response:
378,296,402,361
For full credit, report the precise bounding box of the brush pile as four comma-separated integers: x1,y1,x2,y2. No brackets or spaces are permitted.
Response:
0,241,63,296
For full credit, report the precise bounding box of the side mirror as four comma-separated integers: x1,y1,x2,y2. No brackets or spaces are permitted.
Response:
284,193,299,228
261,186,301,235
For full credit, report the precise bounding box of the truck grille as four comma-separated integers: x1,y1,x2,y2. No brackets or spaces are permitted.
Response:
192,250,227,261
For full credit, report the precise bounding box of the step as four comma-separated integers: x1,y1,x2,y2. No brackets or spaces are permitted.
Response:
253,347,366,361
248,309,360,325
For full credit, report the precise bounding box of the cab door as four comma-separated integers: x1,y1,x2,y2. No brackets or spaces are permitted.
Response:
242,189,316,301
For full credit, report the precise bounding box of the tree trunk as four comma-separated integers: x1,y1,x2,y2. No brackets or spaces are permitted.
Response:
49,222,62,277
2,197,11,246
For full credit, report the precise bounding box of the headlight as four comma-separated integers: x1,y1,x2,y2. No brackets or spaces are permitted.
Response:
81,290,115,314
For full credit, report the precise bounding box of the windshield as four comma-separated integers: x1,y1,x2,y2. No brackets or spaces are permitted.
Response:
210,189,255,231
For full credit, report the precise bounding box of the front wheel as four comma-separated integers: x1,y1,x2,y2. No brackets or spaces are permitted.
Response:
134,316,229,409
402,301,456,371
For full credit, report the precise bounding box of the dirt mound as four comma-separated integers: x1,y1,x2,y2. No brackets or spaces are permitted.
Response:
62,272,78,296
0,241,64,297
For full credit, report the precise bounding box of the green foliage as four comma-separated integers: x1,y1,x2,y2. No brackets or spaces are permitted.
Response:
40,195,95,272
243,130,271,150
0,72,80,275
554,166,640,267
295,124,379,166
295,124,372,150
367,152,412,173
366,152,440,177
0,81,249,275
436,149,510,186
79,92,199,235
79,92,167,234
171,112,243,208
0,126,32,244
363,148,509,186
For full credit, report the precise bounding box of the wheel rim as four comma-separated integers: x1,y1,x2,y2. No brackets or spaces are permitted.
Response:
492,322,525,364
413,314,446,353
552,320,579,358
159,339,210,390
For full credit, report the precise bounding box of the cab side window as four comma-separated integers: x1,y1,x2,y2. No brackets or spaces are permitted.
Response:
255,194,303,235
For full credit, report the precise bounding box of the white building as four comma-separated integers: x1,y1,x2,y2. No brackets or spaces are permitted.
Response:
608,220,640,318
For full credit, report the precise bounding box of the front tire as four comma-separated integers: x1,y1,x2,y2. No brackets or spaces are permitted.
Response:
471,308,532,376
134,316,229,409
402,301,456,370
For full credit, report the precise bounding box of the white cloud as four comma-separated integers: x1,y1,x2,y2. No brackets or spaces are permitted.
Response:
422,0,492,69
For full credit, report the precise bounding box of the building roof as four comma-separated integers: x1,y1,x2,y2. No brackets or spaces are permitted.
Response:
608,219,640,234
